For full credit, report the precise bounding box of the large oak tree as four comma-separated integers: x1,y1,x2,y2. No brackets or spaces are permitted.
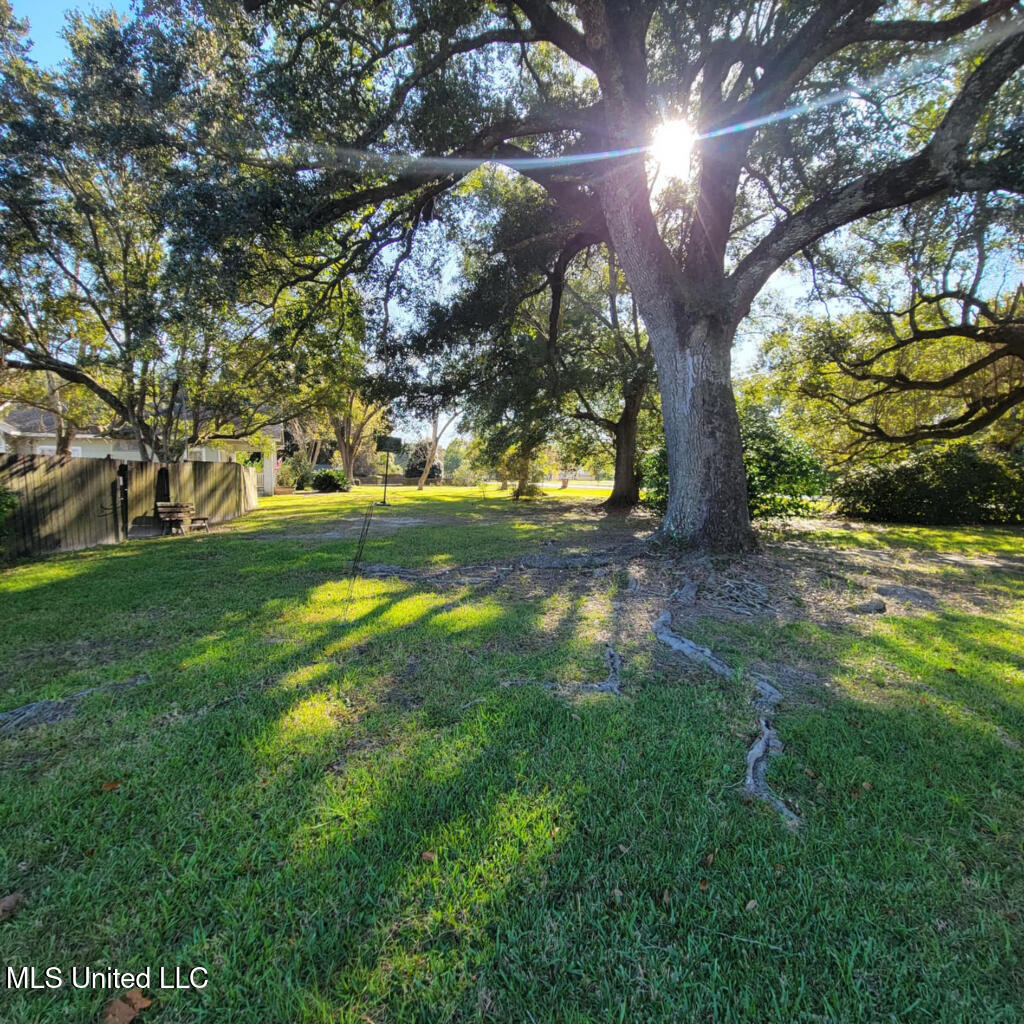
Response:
191,0,1022,547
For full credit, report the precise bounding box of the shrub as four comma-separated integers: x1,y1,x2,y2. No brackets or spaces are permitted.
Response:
452,464,483,487
312,469,350,492
640,444,668,514
833,444,1024,525
0,486,17,539
283,455,314,490
740,406,828,517
641,406,826,518
512,482,545,499
275,463,296,488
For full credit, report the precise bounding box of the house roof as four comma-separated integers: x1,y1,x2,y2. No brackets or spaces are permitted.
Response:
0,407,106,437
1,404,287,444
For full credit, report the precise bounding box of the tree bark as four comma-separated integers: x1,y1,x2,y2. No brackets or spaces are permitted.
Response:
604,389,641,509
652,315,754,550
417,411,457,489
595,161,755,550
512,453,531,498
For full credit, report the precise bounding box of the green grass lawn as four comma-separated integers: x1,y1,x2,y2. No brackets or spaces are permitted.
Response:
1,489,1022,1022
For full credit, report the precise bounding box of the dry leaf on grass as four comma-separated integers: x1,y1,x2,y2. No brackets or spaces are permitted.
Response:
100,780,122,793
0,891,25,921
420,850,436,863
103,988,152,1024
745,899,759,912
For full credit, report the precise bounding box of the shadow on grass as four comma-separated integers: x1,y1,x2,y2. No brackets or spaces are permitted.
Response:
1,506,1023,1023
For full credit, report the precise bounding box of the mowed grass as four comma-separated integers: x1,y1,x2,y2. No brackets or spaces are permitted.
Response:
1,489,1022,1023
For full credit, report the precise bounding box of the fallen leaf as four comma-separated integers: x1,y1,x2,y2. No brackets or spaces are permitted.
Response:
805,769,817,779
610,887,623,905
0,891,25,921
745,899,758,912
420,851,436,863
571,713,581,721
701,851,714,867
103,989,152,1024
617,844,629,854
100,780,122,793
699,878,709,892
661,888,671,907
85,849,96,858
862,781,873,791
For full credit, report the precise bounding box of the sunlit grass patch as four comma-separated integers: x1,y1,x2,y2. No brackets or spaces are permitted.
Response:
1,496,1022,1022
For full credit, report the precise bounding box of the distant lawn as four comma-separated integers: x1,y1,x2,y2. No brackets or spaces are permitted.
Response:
1,493,1022,1023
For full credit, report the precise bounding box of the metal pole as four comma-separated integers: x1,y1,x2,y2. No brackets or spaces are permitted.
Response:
380,451,390,505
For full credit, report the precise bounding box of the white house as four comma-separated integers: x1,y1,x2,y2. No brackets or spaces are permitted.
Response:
0,408,281,495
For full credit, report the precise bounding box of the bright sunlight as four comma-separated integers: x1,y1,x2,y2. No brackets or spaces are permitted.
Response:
649,118,697,179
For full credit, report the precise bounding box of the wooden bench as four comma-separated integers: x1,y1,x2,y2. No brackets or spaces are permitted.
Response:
156,502,210,535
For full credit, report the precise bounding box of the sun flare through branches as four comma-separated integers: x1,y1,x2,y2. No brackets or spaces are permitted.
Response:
649,119,697,180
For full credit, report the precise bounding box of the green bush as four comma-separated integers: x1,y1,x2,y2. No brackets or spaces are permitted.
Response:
283,455,314,490
740,405,828,517
640,444,669,514
312,469,350,492
641,406,826,518
451,464,483,487
275,463,296,488
833,444,1024,525
0,486,17,539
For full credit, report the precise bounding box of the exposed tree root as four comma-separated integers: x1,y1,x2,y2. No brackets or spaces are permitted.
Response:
581,645,624,694
357,548,647,589
502,644,626,697
0,674,148,737
652,612,733,677
653,611,800,827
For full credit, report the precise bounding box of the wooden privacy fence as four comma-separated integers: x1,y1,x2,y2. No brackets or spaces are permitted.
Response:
1,455,258,560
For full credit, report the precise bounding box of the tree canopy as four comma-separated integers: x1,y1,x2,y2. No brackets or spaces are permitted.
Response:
0,5,364,460
170,0,1024,547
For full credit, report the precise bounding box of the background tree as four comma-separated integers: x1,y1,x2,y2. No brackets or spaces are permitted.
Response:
415,178,657,507
759,193,1023,456
0,11,360,460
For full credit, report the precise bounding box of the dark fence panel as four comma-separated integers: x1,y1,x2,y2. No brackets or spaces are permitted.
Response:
1,456,258,559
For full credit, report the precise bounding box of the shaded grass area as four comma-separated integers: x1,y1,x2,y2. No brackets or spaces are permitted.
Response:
1,494,1022,1022
769,517,1024,558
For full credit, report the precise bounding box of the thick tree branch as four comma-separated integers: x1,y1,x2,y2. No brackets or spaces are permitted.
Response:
729,29,1024,314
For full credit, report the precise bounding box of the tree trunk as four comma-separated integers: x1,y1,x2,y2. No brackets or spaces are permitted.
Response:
331,415,358,480
417,437,440,490
418,411,456,490
512,454,531,498
417,414,440,490
339,440,356,479
596,164,755,551
651,316,753,549
604,390,642,509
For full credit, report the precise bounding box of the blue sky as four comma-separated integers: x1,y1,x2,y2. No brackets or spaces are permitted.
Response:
11,0,132,66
